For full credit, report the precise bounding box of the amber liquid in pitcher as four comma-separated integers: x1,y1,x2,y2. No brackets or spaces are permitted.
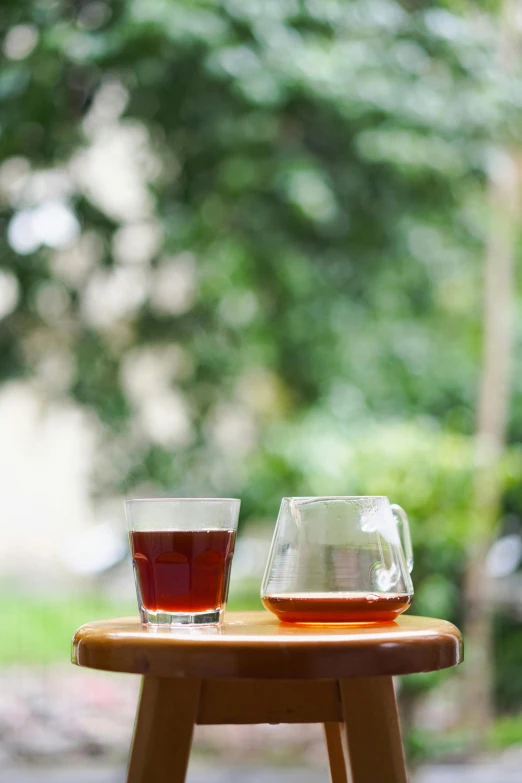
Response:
262,592,412,624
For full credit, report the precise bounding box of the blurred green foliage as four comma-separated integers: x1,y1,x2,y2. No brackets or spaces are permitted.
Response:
1,0,522,746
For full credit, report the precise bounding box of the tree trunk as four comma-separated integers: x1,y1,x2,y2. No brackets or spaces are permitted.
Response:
460,0,521,744
462,151,519,741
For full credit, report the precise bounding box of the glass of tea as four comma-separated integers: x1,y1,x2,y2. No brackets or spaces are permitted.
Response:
125,498,240,626
261,496,414,624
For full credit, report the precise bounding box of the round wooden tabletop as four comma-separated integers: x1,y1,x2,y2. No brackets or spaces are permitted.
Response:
72,611,463,680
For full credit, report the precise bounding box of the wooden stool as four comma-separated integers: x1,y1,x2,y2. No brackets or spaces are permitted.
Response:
72,611,462,783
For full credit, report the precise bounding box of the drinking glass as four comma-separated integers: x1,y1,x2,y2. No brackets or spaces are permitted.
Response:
125,498,240,626
261,496,414,623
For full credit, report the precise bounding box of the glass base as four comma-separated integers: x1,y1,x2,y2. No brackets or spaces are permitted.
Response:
139,606,223,626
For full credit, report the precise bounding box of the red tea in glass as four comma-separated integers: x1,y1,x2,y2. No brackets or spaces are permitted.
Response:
125,498,240,626
261,592,412,624
130,529,236,615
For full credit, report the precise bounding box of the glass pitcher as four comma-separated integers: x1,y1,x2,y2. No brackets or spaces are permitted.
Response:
261,496,414,623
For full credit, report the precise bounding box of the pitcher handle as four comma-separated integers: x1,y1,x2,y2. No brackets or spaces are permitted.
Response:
391,503,413,573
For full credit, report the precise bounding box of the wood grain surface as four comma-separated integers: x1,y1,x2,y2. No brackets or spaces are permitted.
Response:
72,611,463,679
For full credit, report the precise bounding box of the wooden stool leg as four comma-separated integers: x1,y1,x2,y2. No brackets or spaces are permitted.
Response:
339,676,408,783
324,722,349,783
127,676,201,783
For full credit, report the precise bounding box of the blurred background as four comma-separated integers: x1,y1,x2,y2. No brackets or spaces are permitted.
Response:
1,0,522,781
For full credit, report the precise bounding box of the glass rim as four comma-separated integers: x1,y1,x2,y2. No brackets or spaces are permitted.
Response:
125,497,240,504
282,495,388,501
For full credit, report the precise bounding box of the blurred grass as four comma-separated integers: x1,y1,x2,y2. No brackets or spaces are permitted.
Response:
6,588,262,665
488,714,522,749
405,715,522,763
7,593,135,665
